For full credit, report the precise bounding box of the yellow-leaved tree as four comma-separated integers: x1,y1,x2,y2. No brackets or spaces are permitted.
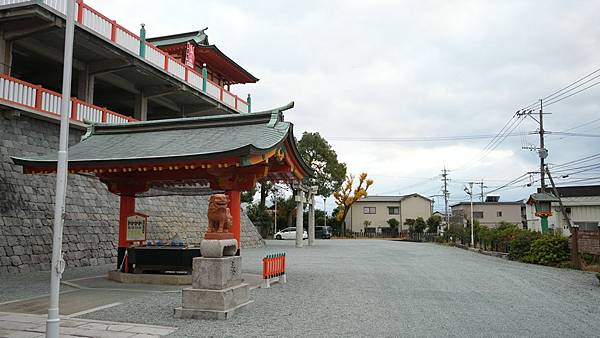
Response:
333,172,374,236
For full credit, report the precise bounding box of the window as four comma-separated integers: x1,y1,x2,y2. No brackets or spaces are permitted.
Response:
363,207,376,214
574,222,599,231
388,207,399,215
496,211,503,217
473,211,484,219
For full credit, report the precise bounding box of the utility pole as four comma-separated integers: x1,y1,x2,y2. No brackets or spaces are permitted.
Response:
464,182,474,247
479,180,485,202
546,167,579,268
519,99,550,234
441,167,450,231
539,99,546,191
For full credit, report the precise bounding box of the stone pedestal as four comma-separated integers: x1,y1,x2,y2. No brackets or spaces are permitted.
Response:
200,239,237,258
174,256,252,320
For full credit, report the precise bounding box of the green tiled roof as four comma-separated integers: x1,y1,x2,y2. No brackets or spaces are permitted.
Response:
147,29,209,47
527,192,559,203
12,103,311,176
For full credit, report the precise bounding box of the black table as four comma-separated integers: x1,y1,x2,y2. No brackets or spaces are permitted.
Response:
126,247,202,274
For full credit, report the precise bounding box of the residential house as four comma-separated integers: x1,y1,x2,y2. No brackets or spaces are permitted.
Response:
345,194,432,233
450,198,523,228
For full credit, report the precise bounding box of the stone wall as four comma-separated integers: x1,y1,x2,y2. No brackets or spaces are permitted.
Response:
574,230,600,255
0,110,263,274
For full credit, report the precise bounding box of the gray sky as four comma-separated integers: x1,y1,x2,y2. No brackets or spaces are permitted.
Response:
89,0,600,211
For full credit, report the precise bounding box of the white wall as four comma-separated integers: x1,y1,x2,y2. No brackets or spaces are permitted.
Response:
346,196,432,232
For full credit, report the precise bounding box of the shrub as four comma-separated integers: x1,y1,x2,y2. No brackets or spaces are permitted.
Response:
523,235,570,266
557,261,578,269
596,273,600,285
509,230,541,260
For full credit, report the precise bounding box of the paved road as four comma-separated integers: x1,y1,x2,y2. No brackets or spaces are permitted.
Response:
2,240,599,337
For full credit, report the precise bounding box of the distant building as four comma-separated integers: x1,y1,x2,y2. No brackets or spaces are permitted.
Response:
450,199,523,228
345,194,432,233
525,185,600,235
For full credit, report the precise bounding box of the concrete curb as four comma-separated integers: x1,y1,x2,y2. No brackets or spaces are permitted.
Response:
447,243,510,260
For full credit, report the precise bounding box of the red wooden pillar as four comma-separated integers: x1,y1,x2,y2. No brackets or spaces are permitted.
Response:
226,190,241,255
117,195,135,270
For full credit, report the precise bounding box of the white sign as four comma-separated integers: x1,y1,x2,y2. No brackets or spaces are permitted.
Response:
126,214,146,241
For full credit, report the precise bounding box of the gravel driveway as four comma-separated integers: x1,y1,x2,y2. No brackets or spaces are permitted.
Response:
6,240,600,337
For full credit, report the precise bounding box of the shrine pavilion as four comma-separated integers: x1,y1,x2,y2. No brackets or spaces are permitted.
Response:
12,103,312,268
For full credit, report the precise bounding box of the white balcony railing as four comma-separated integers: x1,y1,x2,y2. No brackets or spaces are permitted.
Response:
0,73,134,124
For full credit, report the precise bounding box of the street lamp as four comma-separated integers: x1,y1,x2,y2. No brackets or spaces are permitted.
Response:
464,182,474,247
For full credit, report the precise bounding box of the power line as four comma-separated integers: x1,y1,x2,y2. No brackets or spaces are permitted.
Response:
549,152,600,169
559,116,600,133
543,80,600,107
485,172,532,195
551,161,600,172
327,133,524,142
548,131,600,137
327,130,597,143
376,175,439,195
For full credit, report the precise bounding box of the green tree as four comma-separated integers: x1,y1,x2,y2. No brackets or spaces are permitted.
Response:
414,217,426,233
241,188,257,204
404,218,416,232
426,215,441,233
298,132,347,197
258,182,273,209
387,218,400,229
245,202,272,237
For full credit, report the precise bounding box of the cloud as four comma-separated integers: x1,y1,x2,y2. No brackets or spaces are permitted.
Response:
87,0,600,208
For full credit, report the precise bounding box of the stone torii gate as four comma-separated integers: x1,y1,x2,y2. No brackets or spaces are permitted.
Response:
293,183,318,248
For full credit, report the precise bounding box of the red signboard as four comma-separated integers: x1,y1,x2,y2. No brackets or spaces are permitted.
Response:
185,42,195,68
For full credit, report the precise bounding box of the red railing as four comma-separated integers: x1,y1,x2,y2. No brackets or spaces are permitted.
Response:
0,73,134,124
262,252,286,288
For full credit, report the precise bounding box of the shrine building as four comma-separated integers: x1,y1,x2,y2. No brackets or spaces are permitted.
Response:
0,0,302,273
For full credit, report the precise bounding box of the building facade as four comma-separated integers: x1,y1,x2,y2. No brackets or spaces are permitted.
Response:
450,201,523,228
524,186,600,236
345,194,433,233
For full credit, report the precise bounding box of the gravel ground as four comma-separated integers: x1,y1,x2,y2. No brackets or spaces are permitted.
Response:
3,240,599,337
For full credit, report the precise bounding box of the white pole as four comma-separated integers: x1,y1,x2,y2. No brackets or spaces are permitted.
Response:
47,1,75,336
295,190,304,248
323,197,327,227
308,186,317,246
469,182,474,247
273,189,277,236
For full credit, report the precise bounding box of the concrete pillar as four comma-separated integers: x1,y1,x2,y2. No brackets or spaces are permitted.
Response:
77,68,94,102
308,186,317,246
295,190,305,248
0,31,13,75
134,93,148,121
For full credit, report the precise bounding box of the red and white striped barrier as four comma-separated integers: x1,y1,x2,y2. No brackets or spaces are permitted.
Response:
262,253,286,288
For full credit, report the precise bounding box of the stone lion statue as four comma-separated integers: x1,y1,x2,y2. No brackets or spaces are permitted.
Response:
207,194,232,233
